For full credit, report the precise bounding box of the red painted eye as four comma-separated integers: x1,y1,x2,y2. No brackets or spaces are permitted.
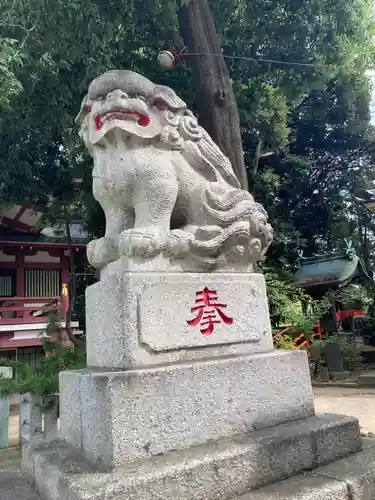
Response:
95,115,102,131
138,114,150,127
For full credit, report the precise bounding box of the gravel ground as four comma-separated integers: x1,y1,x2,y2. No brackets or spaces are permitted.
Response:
8,414,19,448
0,448,40,500
313,386,375,434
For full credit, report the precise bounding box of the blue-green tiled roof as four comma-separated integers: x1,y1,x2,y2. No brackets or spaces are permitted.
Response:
294,252,371,288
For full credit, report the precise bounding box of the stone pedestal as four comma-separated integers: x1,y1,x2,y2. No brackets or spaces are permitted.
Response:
60,350,314,469
23,271,363,499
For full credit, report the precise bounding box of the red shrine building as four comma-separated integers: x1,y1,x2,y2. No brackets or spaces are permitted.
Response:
0,204,86,365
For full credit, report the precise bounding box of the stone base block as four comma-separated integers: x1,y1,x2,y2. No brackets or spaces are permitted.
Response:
358,371,375,386
86,271,274,369
330,371,350,380
239,438,375,500
59,350,315,468
23,414,361,500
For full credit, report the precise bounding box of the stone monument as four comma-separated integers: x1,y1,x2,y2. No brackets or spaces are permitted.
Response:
23,70,363,499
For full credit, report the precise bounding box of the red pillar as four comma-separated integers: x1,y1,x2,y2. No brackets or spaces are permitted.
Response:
16,250,25,297
15,249,25,317
61,252,70,287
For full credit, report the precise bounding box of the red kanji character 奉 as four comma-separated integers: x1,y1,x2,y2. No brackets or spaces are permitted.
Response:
187,287,233,336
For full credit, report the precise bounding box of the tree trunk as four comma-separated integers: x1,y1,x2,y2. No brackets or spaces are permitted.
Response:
252,138,263,176
178,0,248,190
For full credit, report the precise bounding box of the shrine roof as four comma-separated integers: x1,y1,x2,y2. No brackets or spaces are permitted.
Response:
360,189,375,213
362,189,375,202
0,204,88,245
294,247,373,289
0,224,87,247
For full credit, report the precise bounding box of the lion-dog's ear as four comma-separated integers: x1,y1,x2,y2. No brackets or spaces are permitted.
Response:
149,85,187,111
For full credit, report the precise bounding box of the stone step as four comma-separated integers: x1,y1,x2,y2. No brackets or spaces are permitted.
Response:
237,438,375,499
23,413,361,500
0,449,41,500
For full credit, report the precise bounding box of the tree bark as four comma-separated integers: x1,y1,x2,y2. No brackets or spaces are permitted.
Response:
252,138,263,176
178,0,248,190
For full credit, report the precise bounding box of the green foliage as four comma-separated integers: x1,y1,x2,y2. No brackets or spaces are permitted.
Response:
326,335,363,371
1,0,374,213
0,312,86,401
0,37,23,111
309,335,363,373
0,0,193,208
265,266,303,327
265,264,331,332
273,332,297,350
337,284,373,312
253,69,375,267
0,2,35,113
216,0,375,161
0,337,86,399
291,297,331,337
308,339,327,368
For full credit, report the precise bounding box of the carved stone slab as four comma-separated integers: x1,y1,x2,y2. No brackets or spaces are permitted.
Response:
139,278,269,351
85,271,273,369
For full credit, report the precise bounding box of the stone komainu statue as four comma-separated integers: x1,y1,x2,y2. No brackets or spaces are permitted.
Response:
76,70,273,270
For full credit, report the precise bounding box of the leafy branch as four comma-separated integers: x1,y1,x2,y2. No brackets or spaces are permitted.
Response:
0,337,86,399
